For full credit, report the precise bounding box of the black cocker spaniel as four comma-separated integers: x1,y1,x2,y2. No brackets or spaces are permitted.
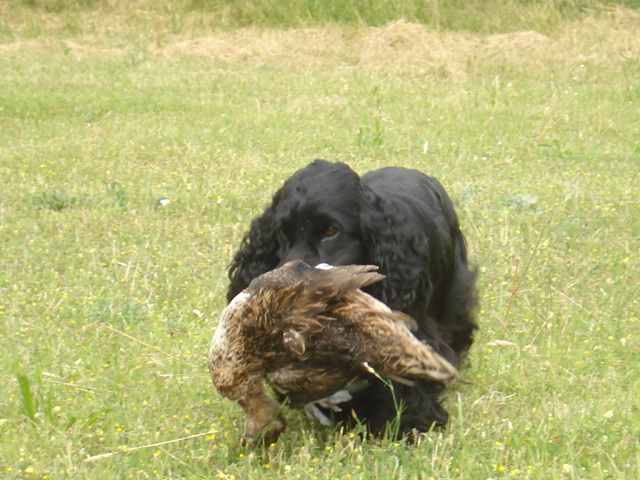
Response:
227,160,478,438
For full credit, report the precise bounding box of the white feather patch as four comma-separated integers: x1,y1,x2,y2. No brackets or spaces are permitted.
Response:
314,263,334,270
210,291,250,351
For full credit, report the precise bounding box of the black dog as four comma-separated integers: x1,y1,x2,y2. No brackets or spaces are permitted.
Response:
227,160,477,437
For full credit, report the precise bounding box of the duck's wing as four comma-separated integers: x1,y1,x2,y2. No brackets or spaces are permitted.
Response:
362,338,458,383
243,263,385,333
278,264,386,325
246,261,333,319
330,294,458,383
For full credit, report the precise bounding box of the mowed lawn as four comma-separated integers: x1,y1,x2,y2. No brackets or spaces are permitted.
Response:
1,3,639,479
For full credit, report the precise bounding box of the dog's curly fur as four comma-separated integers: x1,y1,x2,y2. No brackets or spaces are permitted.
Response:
227,160,478,437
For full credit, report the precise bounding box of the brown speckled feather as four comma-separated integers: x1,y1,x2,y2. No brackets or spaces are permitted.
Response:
208,260,457,444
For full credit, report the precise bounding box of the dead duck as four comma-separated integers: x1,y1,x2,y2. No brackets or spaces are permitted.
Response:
207,260,457,444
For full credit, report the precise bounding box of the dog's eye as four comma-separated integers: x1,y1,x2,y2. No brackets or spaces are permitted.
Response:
322,227,338,239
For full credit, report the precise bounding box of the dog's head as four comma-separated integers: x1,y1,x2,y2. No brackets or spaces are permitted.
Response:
227,160,430,317
272,160,368,267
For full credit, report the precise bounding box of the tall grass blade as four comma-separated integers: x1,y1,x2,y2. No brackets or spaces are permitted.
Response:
17,374,38,424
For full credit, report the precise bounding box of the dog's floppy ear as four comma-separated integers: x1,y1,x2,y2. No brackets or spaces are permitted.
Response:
359,189,431,314
227,192,283,303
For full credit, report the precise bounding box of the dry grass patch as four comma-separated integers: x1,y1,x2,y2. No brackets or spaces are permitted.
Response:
2,9,640,72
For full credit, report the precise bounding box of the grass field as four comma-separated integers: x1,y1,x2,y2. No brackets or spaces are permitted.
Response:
1,1,639,479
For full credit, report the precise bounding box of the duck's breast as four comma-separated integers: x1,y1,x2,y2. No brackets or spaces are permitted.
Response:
210,291,250,354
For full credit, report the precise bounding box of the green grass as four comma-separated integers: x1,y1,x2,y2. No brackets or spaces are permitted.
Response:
1,2,639,479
